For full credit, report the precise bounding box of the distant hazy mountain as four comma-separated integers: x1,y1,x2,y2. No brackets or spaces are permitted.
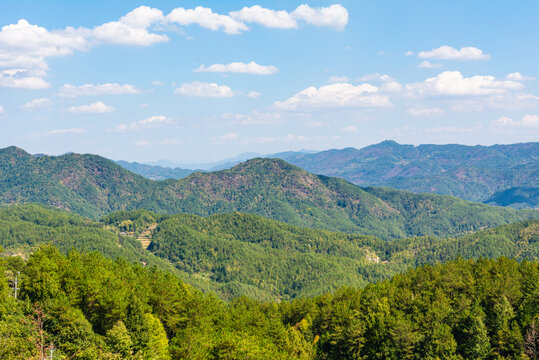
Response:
0,146,536,239
274,140,538,204
115,160,199,180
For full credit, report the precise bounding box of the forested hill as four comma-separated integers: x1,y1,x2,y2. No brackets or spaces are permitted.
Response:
2,247,538,359
0,146,537,239
275,140,539,204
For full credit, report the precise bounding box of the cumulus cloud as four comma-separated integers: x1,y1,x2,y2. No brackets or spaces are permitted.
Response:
195,61,278,75
357,73,403,93
275,83,392,110
115,115,174,131
0,70,50,89
418,60,442,69
58,83,141,97
417,46,490,60
0,19,89,87
93,6,168,45
406,71,523,97
68,101,114,113
22,98,52,109
407,107,444,116
167,6,248,34
175,81,235,97
506,72,535,81
229,4,348,30
493,114,539,128
291,4,348,31
230,5,298,29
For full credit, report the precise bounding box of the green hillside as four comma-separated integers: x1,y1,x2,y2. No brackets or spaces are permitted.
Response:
276,141,539,204
104,208,539,301
0,147,536,239
1,204,536,302
1,248,537,359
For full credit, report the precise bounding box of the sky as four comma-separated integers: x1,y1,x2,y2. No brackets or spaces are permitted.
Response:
0,0,538,163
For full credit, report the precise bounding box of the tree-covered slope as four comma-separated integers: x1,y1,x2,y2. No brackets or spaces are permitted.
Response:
276,141,539,203
485,187,539,209
104,208,539,301
2,248,538,359
0,147,536,239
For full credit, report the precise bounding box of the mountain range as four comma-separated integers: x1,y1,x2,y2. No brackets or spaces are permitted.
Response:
1,146,536,240
117,141,538,208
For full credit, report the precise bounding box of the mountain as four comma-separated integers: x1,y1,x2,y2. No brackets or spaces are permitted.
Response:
0,146,536,239
103,208,539,300
2,203,537,301
275,140,539,204
485,186,538,209
115,160,198,180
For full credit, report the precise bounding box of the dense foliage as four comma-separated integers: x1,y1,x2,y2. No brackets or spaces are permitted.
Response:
1,248,538,359
0,204,536,301
276,140,538,204
485,187,538,209
104,208,538,300
1,147,536,240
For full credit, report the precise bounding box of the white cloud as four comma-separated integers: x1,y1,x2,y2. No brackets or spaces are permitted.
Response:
22,97,52,109
68,101,114,113
406,71,523,97
46,128,85,136
175,81,234,97
357,73,403,93
230,6,298,29
116,115,174,131
417,46,490,60
407,107,444,116
247,91,261,98
0,105,4,114
493,114,539,128
93,6,168,45
195,61,278,75
341,125,359,133
405,51,415,56
506,72,535,81
167,6,248,34
151,80,164,86
275,83,392,110
328,75,350,83
0,19,89,86
0,69,50,89
418,60,442,69
291,4,348,31
58,83,141,97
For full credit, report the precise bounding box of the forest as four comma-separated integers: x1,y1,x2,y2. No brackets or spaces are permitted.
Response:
1,246,537,359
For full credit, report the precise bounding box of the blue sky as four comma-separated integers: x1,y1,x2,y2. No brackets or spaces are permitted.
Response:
0,0,538,163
